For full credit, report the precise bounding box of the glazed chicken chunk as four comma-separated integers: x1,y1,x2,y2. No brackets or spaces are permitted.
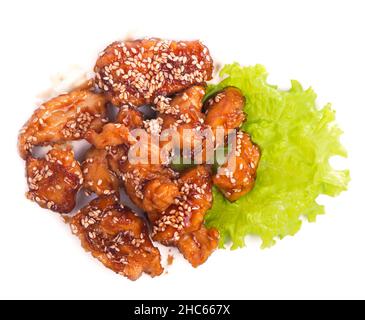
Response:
18,89,108,159
116,105,144,129
151,165,212,243
94,38,213,106
82,147,120,196
119,128,181,215
151,165,219,267
86,104,144,149
106,145,129,180
204,86,246,135
70,195,163,280
177,226,219,268
214,131,260,201
86,123,132,149
159,85,209,161
26,146,82,213
204,88,260,201
120,161,180,216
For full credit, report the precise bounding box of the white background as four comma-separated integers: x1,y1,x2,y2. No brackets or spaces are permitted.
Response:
0,0,364,300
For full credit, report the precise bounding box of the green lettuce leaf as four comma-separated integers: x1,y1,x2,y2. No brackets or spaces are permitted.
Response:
204,63,350,249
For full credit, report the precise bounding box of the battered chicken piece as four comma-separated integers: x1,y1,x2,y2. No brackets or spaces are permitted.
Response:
95,38,213,106
177,226,219,268
120,161,180,215
122,126,181,214
82,147,120,196
18,89,108,159
86,105,142,150
158,85,209,161
86,123,133,149
204,87,246,135
214,131,260,201
151,165,212,243
70,195,163,280
106,144,129,180
150,165,218,267
105,104,144,177
26,146,82,213
116,105,144,129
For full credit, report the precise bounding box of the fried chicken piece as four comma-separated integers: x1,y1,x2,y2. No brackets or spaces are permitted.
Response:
85,123,133,149
94,38,213,106
113,104,144,184
106,144,129,180
120,161,180,215
18,89,108,159
158,85,205,118
158,85,209,161
86,104,143,149
204,88,259,200
70,195,163,280
177,226,219,268
149,166,219,266
204,87,246,135
150,165,212,243
213,131,260,201
116,105,144,130
150,165,218,267
82,147,120,196
121,129,181,215
26,146,82,213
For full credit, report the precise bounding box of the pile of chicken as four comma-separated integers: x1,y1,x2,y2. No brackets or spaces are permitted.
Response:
18,39,260,281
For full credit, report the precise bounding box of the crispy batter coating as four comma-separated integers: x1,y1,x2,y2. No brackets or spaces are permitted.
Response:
116,105,144,129
70,195,163,280
82,147,120,196
94,38,213,106
177,226,219,268
26,146,82,213
18,89,108,159
204,87,246,134
214,131,260,201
